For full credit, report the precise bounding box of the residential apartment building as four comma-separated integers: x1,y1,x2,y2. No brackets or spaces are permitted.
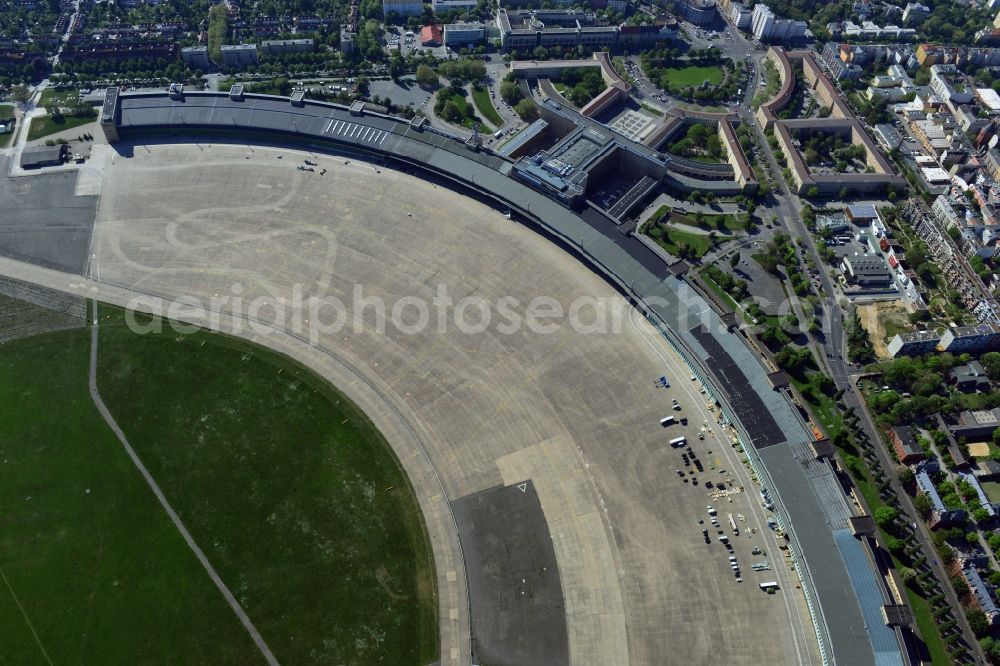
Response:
938,323,1000,353
259,39,314,55
902,2,930,26
680,0,716,26
930,64,974,104
443,22,485,47
887,330,941,357
916,469,966,528
962,566,1000,625
889,426,925,464
220,44,259,67
383,0,423,17
916,44,1000,68
728,2,752,30
180,45,210,69
432,0,479,11
750,4,807,41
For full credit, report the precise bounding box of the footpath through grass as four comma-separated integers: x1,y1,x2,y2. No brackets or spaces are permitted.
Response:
0,327,262,664
471,85,503,127
95,307,438,664
0,308,438,664
645,223,731,258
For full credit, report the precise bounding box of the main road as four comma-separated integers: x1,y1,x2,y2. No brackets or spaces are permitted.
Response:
735,33,984,661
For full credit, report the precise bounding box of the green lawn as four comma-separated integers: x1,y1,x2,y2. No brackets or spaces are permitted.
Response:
0,327,262,664
0,307,438,664
26,111,96,141
982,481,1000,505
649,206,748,233
645,223,731,258
441,92,482,129
471,86,503,128
38,88,79,108
662,65,724,88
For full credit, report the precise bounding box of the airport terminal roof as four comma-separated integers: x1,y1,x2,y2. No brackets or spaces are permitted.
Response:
497,118,548,157
109,89,905,665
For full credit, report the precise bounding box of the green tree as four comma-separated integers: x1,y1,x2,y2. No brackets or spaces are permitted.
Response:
967,609,990,638
207,4,229,65
913,492,933,518
9,84,30,103
981,352,1000,381
514,98,536,120
415,64,438,87
500,80,521,104
442,100,464,123
874,505,899,528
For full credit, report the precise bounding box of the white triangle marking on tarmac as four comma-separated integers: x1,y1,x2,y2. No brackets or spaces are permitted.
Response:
516,483,527,493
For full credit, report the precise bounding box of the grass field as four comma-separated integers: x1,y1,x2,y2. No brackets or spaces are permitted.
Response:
471,86,503,128
649,206,748,233
0,327,262,663
661,65,724,88
0,307,438,664
26,111,96,141
38,88,79,108
442,92,481,129
982,480,1000,505
645,224,731,258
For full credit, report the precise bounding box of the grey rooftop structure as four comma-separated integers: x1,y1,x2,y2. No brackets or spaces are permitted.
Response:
99,88,911,666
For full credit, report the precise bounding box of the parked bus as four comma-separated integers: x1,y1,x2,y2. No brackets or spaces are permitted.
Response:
660,416,676,427
669,436,686,447
759,581,779,591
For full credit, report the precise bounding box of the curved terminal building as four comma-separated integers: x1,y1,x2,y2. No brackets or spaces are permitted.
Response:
93,85,915,665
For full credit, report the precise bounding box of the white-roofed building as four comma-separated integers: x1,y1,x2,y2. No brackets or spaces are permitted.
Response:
977,87,1000,113
921,167,951,184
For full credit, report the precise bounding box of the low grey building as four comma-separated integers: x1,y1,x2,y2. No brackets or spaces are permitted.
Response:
841,255,893,287
20,144,65,168
950,360,992,393
874,123,903,152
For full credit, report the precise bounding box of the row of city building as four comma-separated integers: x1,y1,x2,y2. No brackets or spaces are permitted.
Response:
495,8,679,52
718,0,808,41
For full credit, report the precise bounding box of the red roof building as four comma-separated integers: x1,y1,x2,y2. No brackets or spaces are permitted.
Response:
420,25,442,46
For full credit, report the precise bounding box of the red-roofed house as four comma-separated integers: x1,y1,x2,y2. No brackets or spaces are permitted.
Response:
420,25,443,46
